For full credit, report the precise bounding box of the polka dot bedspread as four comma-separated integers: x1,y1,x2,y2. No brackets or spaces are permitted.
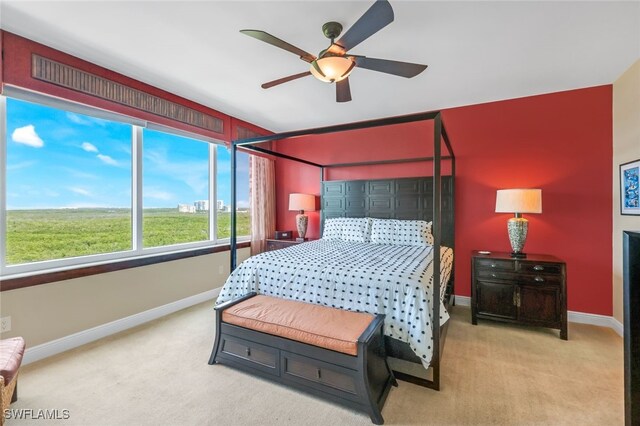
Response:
217,239,454,367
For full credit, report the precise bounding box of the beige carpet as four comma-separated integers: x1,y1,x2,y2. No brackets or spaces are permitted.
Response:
9,302,623,425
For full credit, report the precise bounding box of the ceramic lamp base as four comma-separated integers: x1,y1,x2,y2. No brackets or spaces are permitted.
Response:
507,217,528,257
295,213,308,240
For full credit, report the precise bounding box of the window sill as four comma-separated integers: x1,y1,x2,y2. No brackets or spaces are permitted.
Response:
0,241,251,292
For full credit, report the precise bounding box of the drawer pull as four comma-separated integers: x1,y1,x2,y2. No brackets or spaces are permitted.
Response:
534,276,545,283
490,263,497,268
490,273,497,278
316,369,322,380
246,347,251,357
533,265,544,271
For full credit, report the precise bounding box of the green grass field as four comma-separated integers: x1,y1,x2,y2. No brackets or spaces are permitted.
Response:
5,208,250,265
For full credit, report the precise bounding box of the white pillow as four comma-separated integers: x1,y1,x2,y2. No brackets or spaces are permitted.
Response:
370,219,433,246
322,218,343,240
322,217,371,243
340,217,371,243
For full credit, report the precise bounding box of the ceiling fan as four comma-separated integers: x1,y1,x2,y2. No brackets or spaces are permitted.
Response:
241,0,428,103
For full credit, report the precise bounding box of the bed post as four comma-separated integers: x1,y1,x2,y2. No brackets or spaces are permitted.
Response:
442,124,455,305
230,141,237,272
431,113,442,391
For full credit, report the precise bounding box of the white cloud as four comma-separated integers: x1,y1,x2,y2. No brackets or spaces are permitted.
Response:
145,189,174,201
144,148,208,194
12,125,44,148
66,112,91,125
237,200,250,208
68,187,92,196
7,160,36,171
66,112,107,127
81,142,98,152
59,167,98,180
97,154,118,166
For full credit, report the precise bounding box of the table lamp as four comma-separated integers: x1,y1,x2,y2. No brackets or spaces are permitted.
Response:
495,189,542,258
289,193,315,241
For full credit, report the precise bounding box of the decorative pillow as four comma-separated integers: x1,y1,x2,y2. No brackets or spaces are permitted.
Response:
322,218,343,240
321,217,371,243
370,219,433,246
370,219,396,245
340,217,371,243
396,220,434,246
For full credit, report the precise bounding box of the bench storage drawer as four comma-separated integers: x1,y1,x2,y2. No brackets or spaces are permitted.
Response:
282,351,359,399
217,334,279,377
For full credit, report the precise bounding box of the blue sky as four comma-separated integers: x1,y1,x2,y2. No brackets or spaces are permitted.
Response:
6,98,249,209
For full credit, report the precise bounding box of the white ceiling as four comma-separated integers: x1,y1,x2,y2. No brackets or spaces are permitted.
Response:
1,1,638,132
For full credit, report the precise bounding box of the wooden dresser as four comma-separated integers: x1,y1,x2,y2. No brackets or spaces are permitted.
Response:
471,251,567,340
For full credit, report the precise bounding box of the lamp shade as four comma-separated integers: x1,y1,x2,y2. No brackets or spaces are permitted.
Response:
310,56,355,83
289,193,315,212
495,189,542,214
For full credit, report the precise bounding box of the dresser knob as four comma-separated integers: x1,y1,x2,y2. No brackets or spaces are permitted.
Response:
534,276,545,283
490,263,497,268
246,347,251,357
316,369,322,380
491,273,497,278
533,265,544,271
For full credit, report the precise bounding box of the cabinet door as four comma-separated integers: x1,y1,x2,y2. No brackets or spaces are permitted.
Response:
518,285,561,325
476,280,517,319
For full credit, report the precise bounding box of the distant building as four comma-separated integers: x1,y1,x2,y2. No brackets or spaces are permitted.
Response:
194,200,209,212
216,200,225,211
178,204,195,213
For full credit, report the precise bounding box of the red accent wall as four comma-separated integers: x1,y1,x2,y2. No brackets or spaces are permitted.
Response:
275,86,613,316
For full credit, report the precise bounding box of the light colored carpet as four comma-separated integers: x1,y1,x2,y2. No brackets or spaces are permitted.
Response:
9,302,623,425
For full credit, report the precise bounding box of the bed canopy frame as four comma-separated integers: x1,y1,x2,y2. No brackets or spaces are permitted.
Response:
229,111,455,390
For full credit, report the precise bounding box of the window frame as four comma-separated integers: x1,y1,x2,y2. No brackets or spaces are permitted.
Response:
0,90,250,280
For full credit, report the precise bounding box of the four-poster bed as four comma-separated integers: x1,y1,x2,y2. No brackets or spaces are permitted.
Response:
224,111,455,390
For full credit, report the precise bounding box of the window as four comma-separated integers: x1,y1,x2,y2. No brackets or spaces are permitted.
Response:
143,128,210,248
1,92,251,276
216,148,251,239
4,98,133,265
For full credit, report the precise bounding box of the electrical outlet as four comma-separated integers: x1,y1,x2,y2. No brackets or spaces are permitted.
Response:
0,316,11,333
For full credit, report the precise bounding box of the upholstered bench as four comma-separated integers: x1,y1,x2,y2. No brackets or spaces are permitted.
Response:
209,293,396,424
1,337,25,425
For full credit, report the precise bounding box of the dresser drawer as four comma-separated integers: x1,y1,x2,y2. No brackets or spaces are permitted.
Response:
518,274,562,286
218,334,279,376
519,262,563,275
476,258,515,272
281,351,359,401
477,269,518,281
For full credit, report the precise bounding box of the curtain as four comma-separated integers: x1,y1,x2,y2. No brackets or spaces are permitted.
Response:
250,154,276,255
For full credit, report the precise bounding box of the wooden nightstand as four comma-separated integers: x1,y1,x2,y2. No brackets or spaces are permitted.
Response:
265,238,314,251
471,251,568,340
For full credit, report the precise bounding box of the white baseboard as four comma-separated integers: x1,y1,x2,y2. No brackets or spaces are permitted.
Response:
455,295,471,306
452,295,623,337
24,287,222,365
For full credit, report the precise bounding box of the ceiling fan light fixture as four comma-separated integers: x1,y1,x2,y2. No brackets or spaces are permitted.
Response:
310,56,355,83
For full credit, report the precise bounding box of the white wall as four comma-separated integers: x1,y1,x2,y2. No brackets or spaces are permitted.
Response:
0,248,250,347
613,59,640,324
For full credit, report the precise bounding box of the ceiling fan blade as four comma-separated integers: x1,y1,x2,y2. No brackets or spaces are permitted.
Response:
336,78,352,103
335,0,394,52
354,57,427,78
240,30,316,63
261,71,312,89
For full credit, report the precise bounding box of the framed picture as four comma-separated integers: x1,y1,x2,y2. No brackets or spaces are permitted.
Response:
620,159,640,215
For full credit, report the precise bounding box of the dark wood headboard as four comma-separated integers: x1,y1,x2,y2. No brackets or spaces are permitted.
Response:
321,176,455,248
